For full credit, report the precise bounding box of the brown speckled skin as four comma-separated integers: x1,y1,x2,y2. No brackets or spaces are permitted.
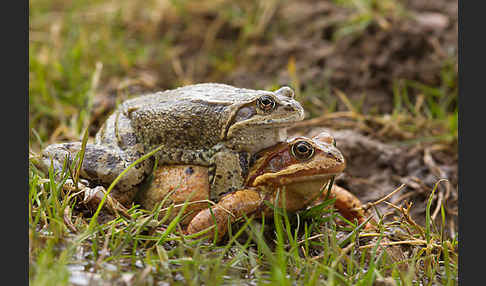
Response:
142,132,367,241
39,83,304,205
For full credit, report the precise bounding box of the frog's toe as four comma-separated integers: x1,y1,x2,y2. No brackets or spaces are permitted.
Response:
63,178,91,192
80,186,131,218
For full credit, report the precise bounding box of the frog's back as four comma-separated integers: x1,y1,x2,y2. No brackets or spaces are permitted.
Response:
123,83,264,107
121,83,262,151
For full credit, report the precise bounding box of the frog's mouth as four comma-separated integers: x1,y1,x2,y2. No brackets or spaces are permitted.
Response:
246,113,305,127
228,119,298,135
253,170,341,187
226,112,304,137
277,173,338,185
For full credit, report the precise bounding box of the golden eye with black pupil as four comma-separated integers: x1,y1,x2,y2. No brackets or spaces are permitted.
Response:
291,141,315,161
257,95,276,112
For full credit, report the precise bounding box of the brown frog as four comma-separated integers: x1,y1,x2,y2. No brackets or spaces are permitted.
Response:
37,83,304,205
137,132,368,240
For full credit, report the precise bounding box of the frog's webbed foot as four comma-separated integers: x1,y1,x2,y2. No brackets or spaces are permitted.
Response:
62,178,91,191
208,149,251,201
62,179,131,218
40,142,152,195
186,189,263,242
81,186,131,218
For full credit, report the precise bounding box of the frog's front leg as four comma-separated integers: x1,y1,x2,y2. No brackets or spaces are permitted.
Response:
314,185,371,228
39,142,152,205
186,189,264,241
208,146,251,201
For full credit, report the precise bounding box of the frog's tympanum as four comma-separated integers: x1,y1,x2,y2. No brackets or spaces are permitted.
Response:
38,83,304,204
138,132,367,241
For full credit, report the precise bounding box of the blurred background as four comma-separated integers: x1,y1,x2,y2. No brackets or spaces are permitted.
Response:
29,0,457,145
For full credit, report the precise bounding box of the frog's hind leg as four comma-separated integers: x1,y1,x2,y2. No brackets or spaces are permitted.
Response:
186,189,263,242
62,181,131,218
39,110,153,205
39,142,152,205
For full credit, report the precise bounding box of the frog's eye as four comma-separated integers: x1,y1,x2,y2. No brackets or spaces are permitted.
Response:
291,141,315,161
257,95,277,112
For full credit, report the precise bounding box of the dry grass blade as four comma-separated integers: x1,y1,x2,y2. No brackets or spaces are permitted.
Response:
63,205,78,233
162,199,236,219
334,88,357,113
356,184,406,212
358,239,440,250
423,148,447,178
297,233,326,245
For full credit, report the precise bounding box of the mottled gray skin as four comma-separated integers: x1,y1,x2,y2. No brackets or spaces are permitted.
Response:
39,83,304,204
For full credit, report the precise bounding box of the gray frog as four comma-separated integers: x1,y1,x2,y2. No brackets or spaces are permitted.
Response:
38,83,304,205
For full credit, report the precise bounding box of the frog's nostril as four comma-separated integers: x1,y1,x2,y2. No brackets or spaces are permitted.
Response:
327,151,343,162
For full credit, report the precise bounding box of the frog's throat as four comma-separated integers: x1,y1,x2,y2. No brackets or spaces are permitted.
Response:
278,178,336,204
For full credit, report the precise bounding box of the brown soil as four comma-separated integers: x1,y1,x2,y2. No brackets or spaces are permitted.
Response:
227,0,458,114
